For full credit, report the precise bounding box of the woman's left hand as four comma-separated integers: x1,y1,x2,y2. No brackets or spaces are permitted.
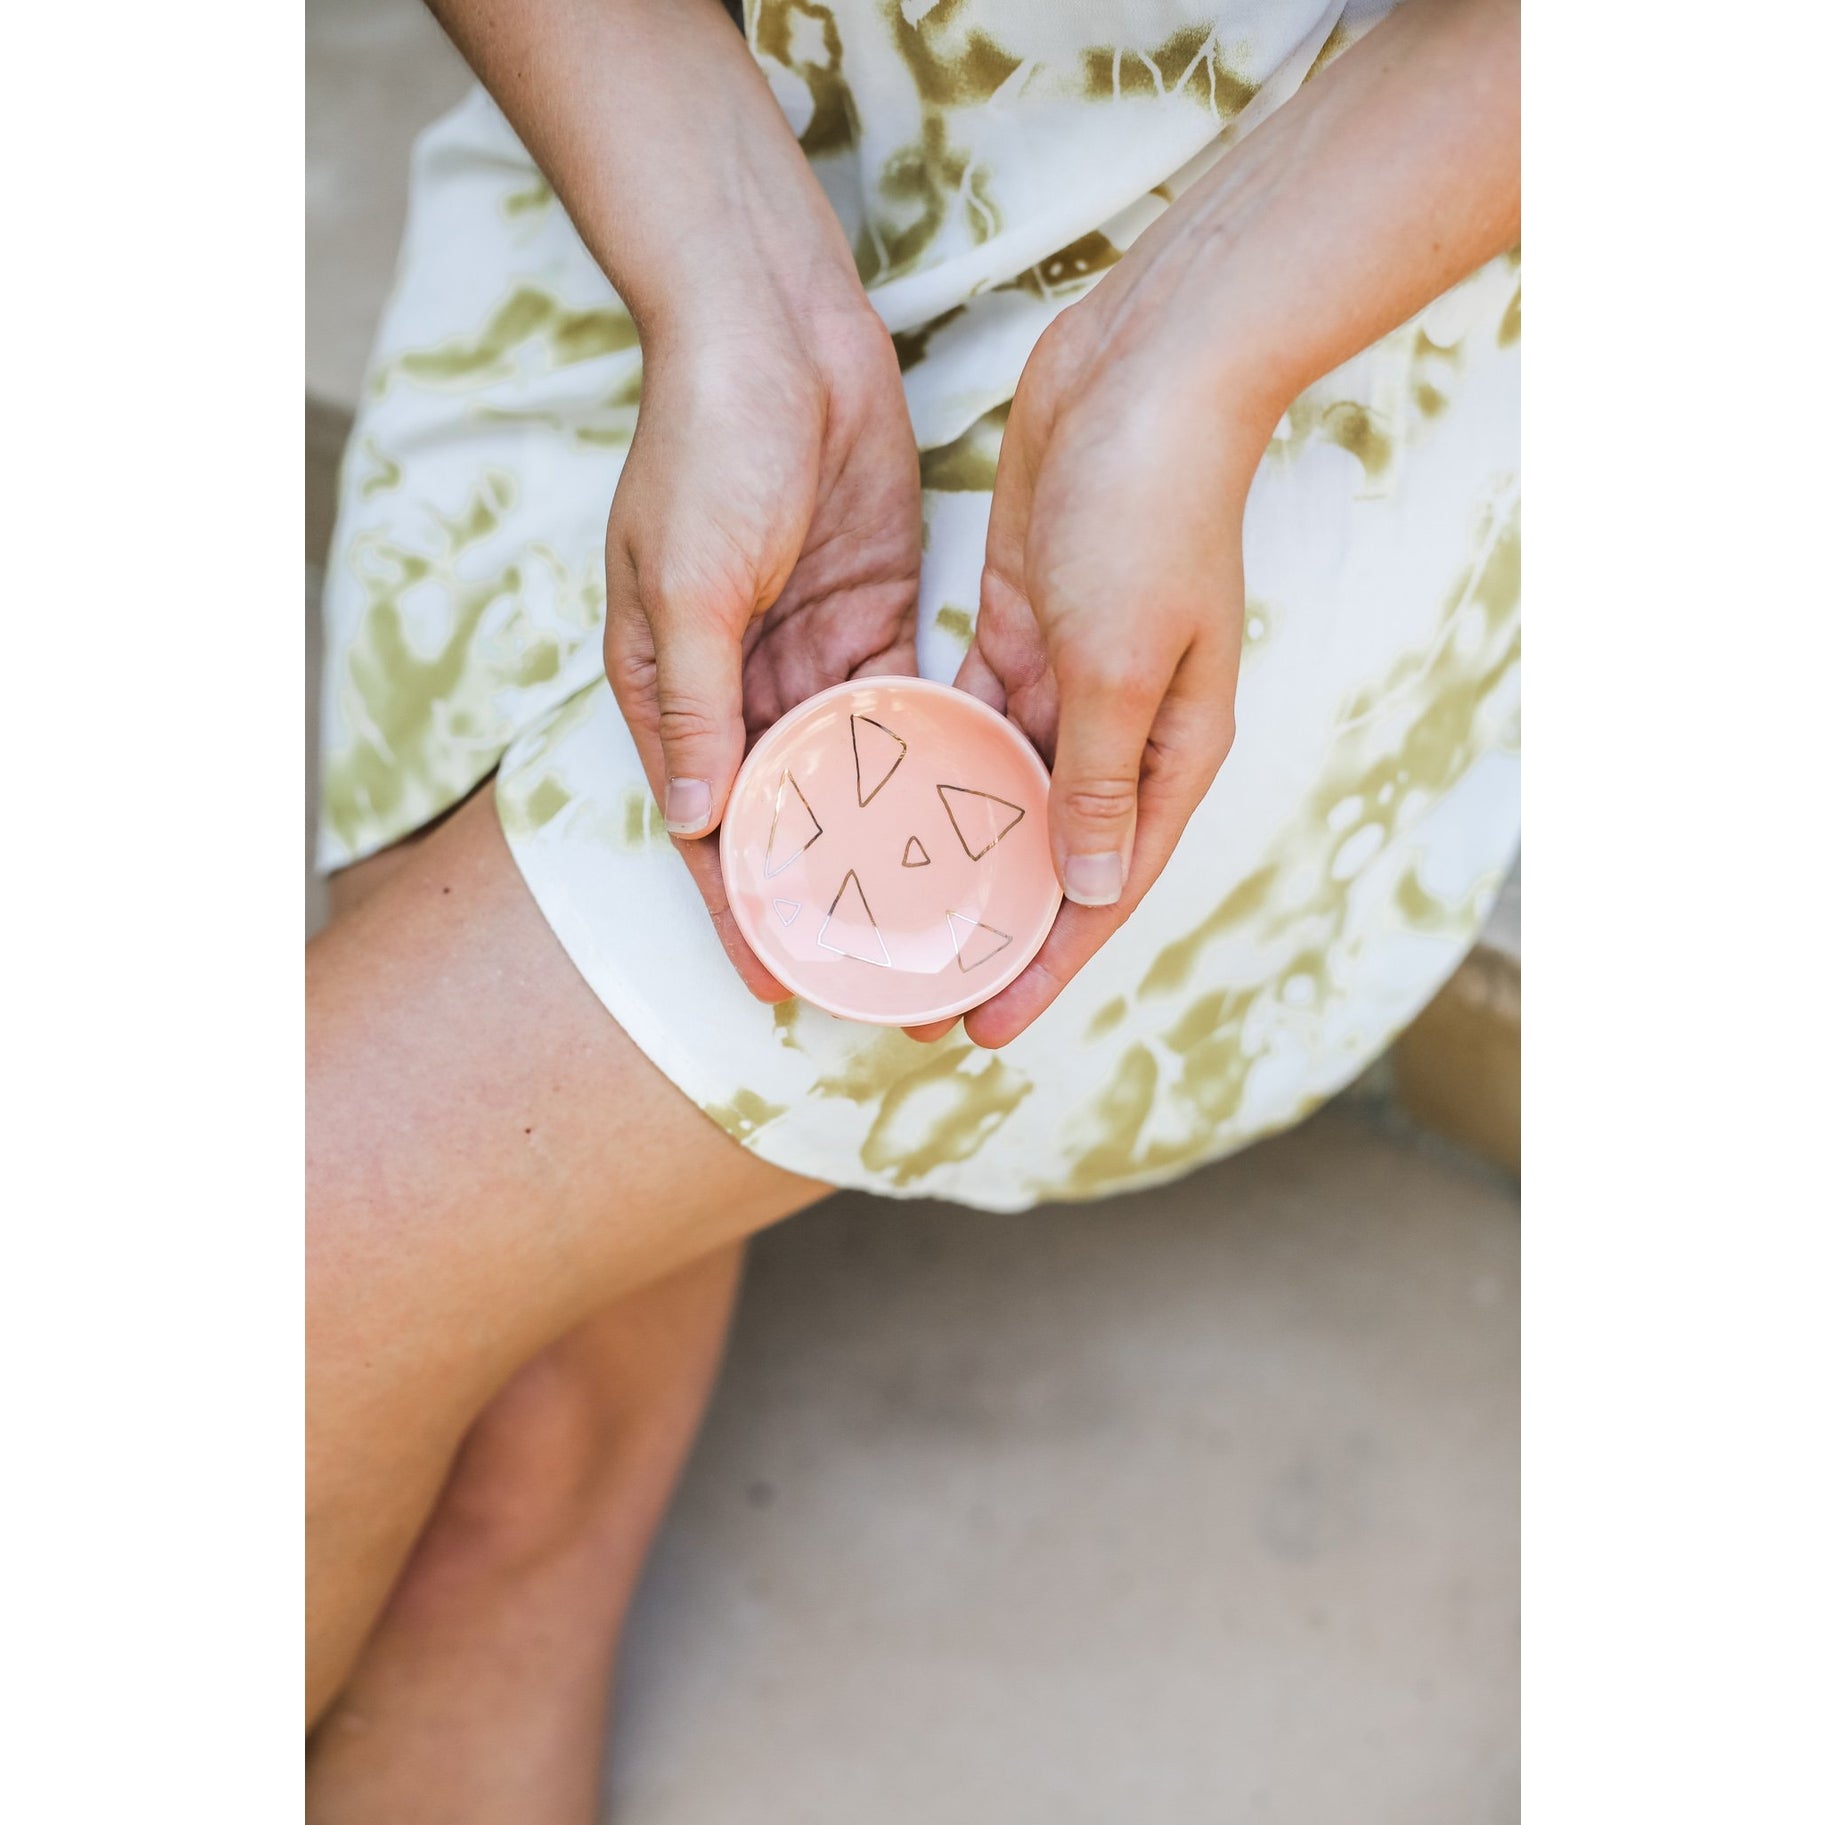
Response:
946,275,1263,1048
940,0,1520,1049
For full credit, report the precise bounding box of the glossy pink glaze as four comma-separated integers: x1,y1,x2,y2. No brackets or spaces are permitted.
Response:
721,677,1062,1025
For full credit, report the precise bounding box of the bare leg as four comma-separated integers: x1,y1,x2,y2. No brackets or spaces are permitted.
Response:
307,1243,743,1823
308,783,825,1718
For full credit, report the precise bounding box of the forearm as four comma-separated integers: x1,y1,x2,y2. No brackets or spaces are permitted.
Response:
1102,0,1519,436
423,0,865,346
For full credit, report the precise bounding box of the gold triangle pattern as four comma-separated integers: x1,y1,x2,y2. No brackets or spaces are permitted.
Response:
817,870,892,968
772,898,801,927
763,771,822,878
946,910,1015,973
936,784,1025,860
902,835,931,868
851,715,908,807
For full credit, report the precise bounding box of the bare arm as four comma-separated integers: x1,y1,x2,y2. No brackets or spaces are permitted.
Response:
422,0,863,344
1095,0,1519,438
423,0,924,997
955,0,1520,1045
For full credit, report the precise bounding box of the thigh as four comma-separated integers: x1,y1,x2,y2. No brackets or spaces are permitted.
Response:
307,784,824,1713
324,785,481,923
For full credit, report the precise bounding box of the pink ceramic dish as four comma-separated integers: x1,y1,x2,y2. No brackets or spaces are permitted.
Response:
720,677,1063,1026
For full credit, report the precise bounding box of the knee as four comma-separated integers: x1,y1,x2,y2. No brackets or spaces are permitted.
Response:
422,1351,629,1578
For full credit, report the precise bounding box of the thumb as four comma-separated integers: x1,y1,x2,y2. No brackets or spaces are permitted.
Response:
1047,652,1162,907
604,556,751,842
649,606,748,837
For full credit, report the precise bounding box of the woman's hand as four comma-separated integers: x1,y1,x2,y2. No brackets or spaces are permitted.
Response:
949,297,1254,1046
425,0,923,995
604,300,921,999
950,0,1519,1048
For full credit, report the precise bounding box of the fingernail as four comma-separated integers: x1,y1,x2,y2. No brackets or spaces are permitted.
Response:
1063,852,1125,907
664,777,713,835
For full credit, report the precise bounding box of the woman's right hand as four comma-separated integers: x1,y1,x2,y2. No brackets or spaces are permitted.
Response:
419,0,923,995
603,296,922,1000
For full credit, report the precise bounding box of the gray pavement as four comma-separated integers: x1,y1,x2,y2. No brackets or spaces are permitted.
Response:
605,1113,1518,1825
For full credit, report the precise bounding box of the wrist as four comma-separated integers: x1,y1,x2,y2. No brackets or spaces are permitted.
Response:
639,244,874,368
604,105,871,363
1056,282,1285,505
637,222,891,425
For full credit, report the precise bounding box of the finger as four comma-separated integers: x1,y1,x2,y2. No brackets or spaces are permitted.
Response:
1046,642,1173,908
605,550,785,1002
955,372,1045,718
604,531,752,839
671,830,793,1004
902,1015,961,1044
951,639,1007,713
967,640,1235,1048
644,597,749,837
959,572,1058,754
963,901,1113,1049
852,632,920,681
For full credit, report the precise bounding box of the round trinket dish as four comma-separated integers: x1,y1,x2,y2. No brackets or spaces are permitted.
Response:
720,677,1061,1025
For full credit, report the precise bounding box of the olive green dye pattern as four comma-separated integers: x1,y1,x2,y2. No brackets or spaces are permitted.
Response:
502,178,553,219
1079,26,1257,114
1270,303,1493,478
919,403,1006,491
1002,230,1123,304
357,439,402,501
377,287,638,394
1164,504,1519,1002
1044,497,1522,1197
324,473,601,854
618,788,667,849
519,777,572,834
765,1000,1032,1186
1060,1043,1159,1192
1056,1009,1350,1201
892,304,965,373
705,1087,790,1143
324,471,513,846
1394,863,1477,935
1334,500,1519,728
774,1002,936,1103
498,693,661,849
1321,402,1393,478
858,1047,1033,1186
1055,1034,1344,1203
1242,596,1277,659
1140,863,1278,1000
1170,984,1305,1131
473,357,642,450
1407,322,1473,427
934,603,975,642
853,0,1018,286
752,0,859,157
1084,995,1127,1041
1306,18,1354,82
1405,258,1520,437
1499,282,1521,348
1279,397,1395,481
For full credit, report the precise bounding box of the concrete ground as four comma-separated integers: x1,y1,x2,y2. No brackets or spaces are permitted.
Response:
308,5,1519,1814
607,1121,1517,1825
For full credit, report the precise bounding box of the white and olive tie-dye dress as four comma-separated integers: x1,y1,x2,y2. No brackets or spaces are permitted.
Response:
317,0,1520,1212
